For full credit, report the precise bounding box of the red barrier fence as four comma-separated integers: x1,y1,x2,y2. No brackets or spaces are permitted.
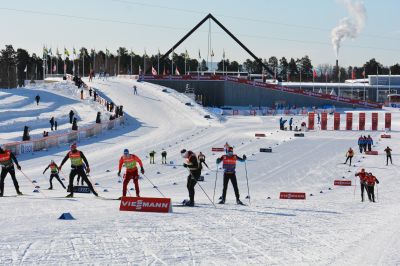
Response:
346,113,353,130
334,180,352,186
359,113,365,130
308,112,315,130
371,113,378,130
385,113,391,131
334,113,340,130
321,112,327,130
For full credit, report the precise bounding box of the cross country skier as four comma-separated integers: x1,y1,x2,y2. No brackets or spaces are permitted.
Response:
43,160,66,190
59,143,98,198
357,136,364,153
344,147,354,166
118,149,144,198
198,152,208,170
149,150,156,164
161,151,167,164
76,164,87,186
181,149,201,206
365,172,379,202
355,168,367,202
384,146,393,165
0,146,22,196
216,146,246,205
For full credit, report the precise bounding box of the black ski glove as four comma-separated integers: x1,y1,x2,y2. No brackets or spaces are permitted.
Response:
141,168,145,174
16,165,21,170
183,163,188,168
242,155,247,160
117,171,121,177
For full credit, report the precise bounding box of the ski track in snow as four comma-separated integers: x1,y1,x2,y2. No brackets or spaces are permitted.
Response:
0,77,399,265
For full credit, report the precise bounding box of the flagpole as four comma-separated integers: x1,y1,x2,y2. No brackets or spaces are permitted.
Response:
157,51,160,75
376,67,379,102
83,52,85,77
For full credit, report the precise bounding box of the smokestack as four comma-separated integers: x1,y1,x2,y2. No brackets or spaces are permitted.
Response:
336,60,339,82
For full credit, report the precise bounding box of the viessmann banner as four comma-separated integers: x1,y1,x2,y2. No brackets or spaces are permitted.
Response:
119,197,173,213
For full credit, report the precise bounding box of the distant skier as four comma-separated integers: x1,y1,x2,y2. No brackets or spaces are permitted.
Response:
95,112,101,124
198,152,208,170
118,105,123,117
35,94,40,105
115,106,120,118
22,126,30,141
149,150,156,164
344,147,354,166
0,146,22,196
50,116,55,131
365,172,379,202
181,149,201,206
317,113,321,124
161,151,167,164
384,146,393,165
355,168,367,202
216,146,246,205
362,136,367,153
133,85,137,95
93,90,97,102
357,136,364,153
72,117,78,130
43,160,66,190
89,87,93,96
118,149,144,198
289,117,293,131
59,143,98,198
54,120,58,130
366,135,373,152
69,110,74,124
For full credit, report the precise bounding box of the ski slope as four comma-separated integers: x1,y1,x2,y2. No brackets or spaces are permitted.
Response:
0,77,399,265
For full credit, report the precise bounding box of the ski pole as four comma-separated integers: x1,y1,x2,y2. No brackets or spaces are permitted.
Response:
142,173,166,198
213,168,218,204
19,170,47,198
191,173,216,208
244,161,251,205
376,184,378,202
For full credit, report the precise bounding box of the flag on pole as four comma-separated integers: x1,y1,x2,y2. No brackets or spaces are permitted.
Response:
313,69,317,79
106,49,110,56
158,49,160,56
53,64,56,72
152,66,157,75
185,49,189,59
362,68,365,77
175,67,180,75
24,65,27,72
48,48,52,56
64,48,70,57
211,50,214,57
198,50,201,59
43,46,48,59
56,48,60,57
351,69,355,80
163,67,166,76
222,49,225,59
287,72,290,81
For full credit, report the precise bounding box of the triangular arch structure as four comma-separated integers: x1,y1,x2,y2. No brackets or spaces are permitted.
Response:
159,13,279,81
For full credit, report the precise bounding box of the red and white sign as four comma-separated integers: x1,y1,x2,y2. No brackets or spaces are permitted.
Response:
371,112,378,131
119,197,172,213
334,113,340,130
308,112,315,130
359,113,365,131
211,147,225,152
346,113,353,130
334,180,352,186
279,192,306,200
385,113,391,131
321,112,327,130
255,133,266,137
381,134,391,138
365,151,378,155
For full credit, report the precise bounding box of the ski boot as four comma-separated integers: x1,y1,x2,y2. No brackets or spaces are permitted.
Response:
236,199,245,205
183,200,194,207
66,193,74,198
17,191,23,196
218,199,225,204
48,187,53,190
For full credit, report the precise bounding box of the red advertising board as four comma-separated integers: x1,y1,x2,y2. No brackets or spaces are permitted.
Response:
334,113,340,130
346,113,353,130
119,197,172,213
359,113,365,130
385,113,391,131
381,134,391,138
211,147,225,152
308,112,315,130
255,133,266,137
321,113,327,130
334,180,352,186
371,112,378,130
365,151,378,155
279,192,306,200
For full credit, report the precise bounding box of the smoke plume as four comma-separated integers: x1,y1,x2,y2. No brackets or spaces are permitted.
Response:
331,0,367,58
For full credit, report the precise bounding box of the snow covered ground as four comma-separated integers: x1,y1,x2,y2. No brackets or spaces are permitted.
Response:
0,77,399,265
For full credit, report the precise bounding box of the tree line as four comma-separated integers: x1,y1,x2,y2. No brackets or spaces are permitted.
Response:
1,44,399,88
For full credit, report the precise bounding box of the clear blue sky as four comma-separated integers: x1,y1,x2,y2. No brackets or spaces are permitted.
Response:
0,0,399,67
